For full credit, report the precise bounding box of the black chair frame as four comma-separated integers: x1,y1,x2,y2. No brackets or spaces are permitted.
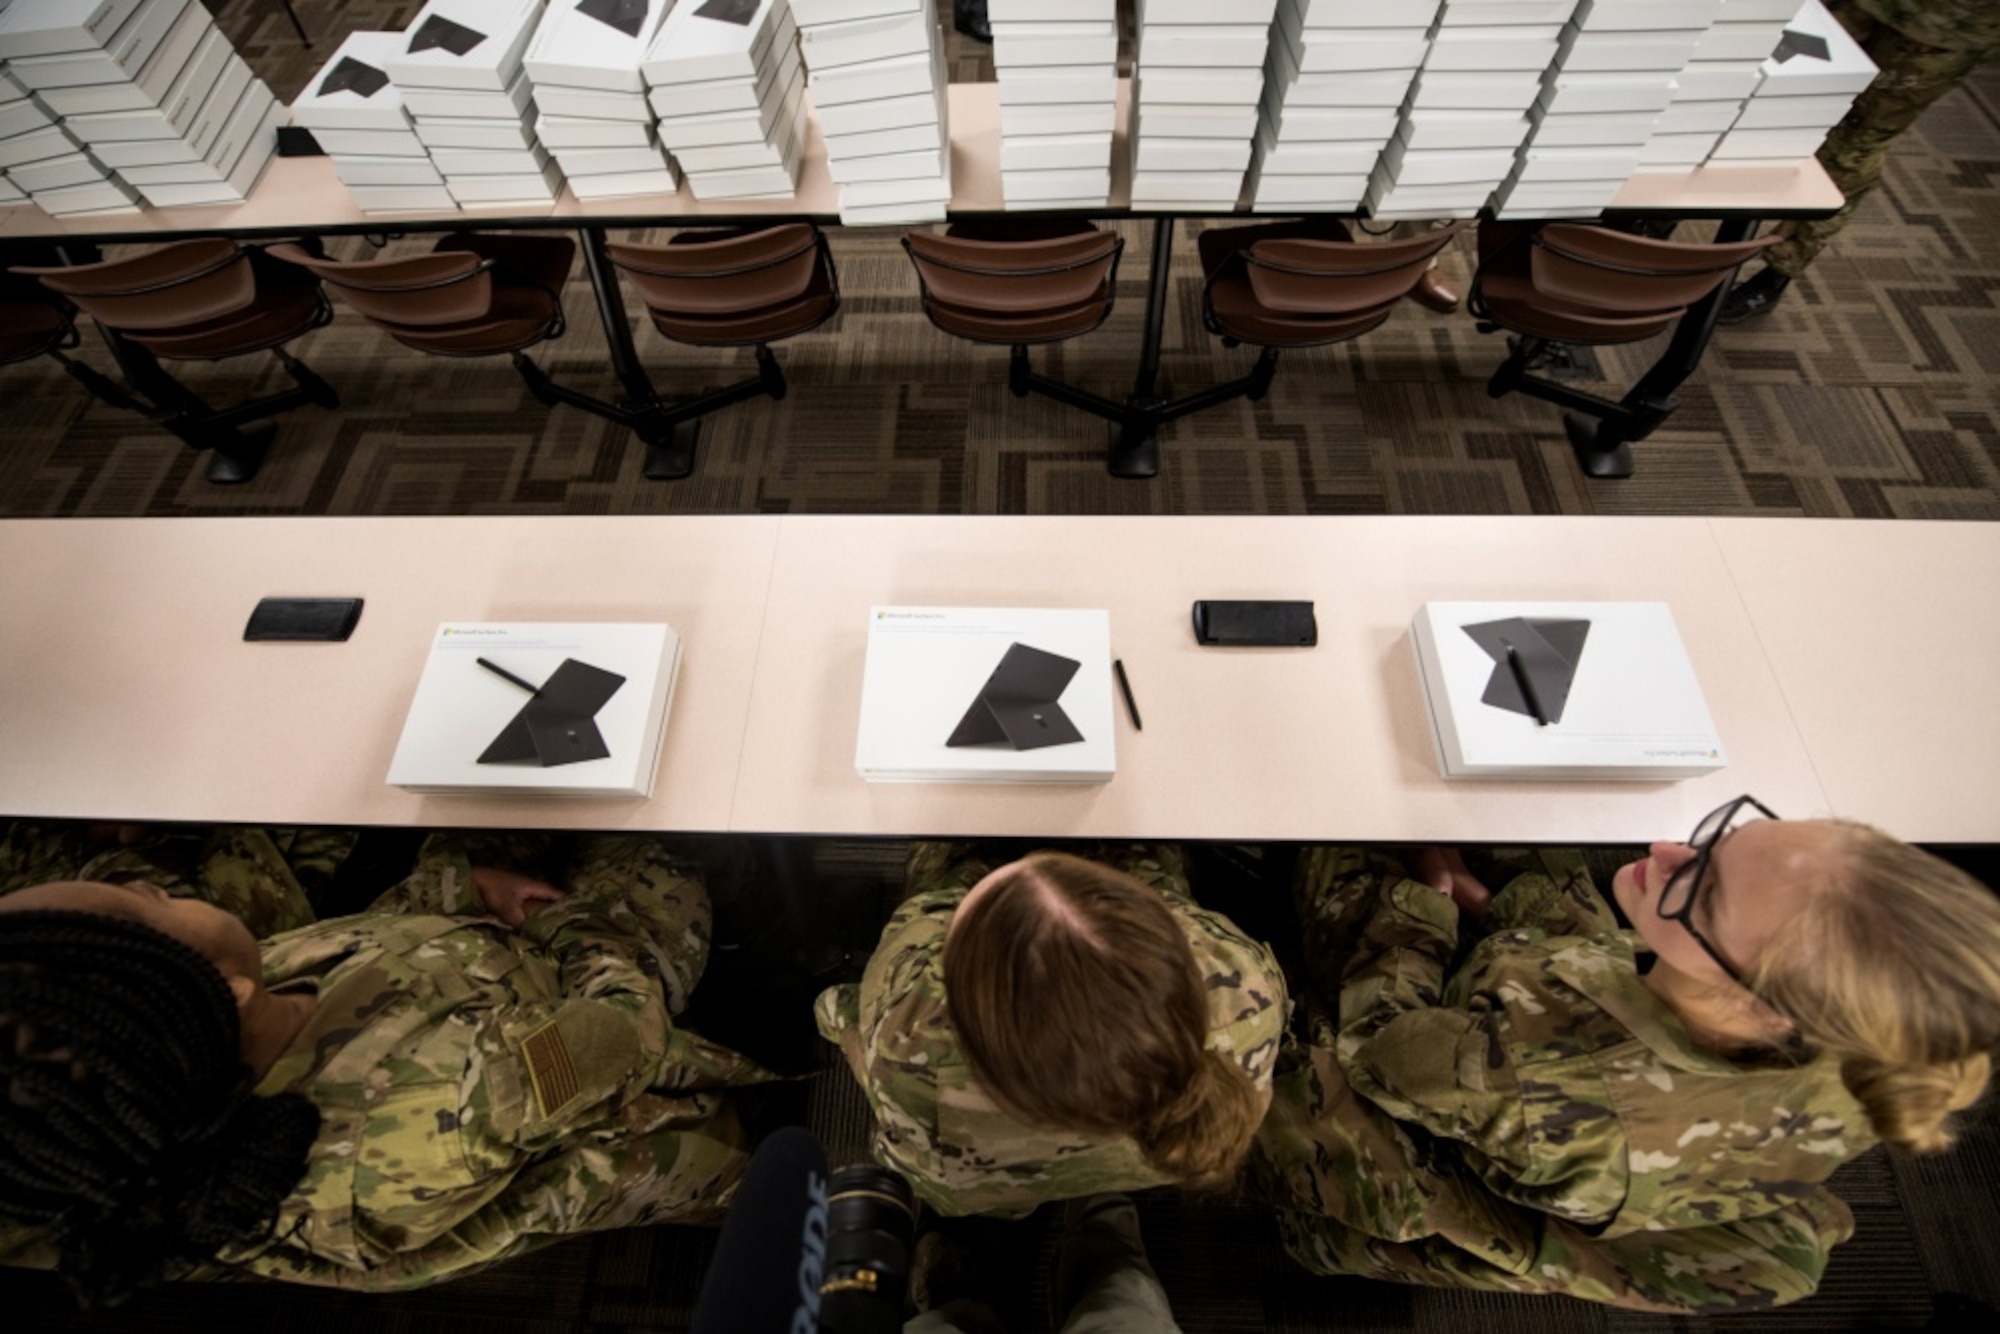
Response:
44,241,341,484
1471,219,1766,479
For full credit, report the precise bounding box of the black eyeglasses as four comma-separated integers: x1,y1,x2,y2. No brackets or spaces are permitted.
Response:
1656,794,1779,986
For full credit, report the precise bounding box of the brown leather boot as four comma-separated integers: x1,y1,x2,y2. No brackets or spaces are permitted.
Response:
1410,267,1461,313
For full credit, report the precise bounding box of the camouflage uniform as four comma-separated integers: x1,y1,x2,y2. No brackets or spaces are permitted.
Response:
1,833,774,1289
0,819,352,937
816,842,1288,1219
1252,847,1874,1314
1764,0,2000,276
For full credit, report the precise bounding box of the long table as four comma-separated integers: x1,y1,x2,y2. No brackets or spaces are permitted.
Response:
2,515,1992,846
2,85,1846,480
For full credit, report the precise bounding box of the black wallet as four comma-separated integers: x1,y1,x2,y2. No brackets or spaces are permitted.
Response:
243,597,363,642
1191,600,1317,647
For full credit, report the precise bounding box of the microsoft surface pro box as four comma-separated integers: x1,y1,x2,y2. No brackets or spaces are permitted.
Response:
1410,601,1725,780
388,622,681,797
856,606,1116,784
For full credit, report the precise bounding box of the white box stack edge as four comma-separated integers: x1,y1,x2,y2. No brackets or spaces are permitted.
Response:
1702,0,1873,170
524,0,678,202
0,0,281,215
792,0,951,224
385,0,562,210
289,31,452,214
1623,0,1791,176
990,0,1116,210
1491,0,1712,218
1251,0,1436,214
1372,0,1572,221
647,0,808,204
1129,0,1279,211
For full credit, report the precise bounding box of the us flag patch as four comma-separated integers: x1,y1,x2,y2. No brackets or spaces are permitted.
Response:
521,1020,581,1119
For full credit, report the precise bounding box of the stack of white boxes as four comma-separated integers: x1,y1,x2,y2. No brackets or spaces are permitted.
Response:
990,0,1116,210
290,31,453,214
1634,0,1790,172
791,0,952,224
1129,0,1277,210
386,0,561,209
1495,0,1712,215
0,0,281,215
527,0,678,200
1707,0,1873,167
1251,0,1433,212
1373,0,1569,219
647,0,806,204
1,62,82,211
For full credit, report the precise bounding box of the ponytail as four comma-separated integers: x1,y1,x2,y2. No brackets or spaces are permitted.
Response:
1134,1048,1263,1188
1753,824,2000,1154
0,910,320,1306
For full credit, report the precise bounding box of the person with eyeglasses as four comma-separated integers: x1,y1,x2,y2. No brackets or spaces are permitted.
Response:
1249,799,2000,1312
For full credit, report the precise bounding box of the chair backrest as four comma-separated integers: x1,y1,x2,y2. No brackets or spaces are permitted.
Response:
902,227,1122,318
605,224,824,318
264,243,496,329
1527,224,1779,316
13,239,255,333
1242,221,1468,316
0,273,76,366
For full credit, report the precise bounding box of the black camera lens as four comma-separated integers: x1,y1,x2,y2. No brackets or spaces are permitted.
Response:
819,1164,917,1334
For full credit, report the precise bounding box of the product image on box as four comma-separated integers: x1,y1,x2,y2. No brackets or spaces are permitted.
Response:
580,0,654,38
697,0,762,24
946,642,1084,751
319,56,392,100
409,15,486,57
477,656,627,767
1460,615,1590,725
1772,29,1828,63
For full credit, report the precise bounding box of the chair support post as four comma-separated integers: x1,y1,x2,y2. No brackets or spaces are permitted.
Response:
576,224,667,416
88,323,308,483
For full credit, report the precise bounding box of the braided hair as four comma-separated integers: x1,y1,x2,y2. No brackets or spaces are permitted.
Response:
0,909,321,1306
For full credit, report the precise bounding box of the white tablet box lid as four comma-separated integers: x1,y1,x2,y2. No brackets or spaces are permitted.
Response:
1297,0,1443,28
856,607,1117,785
1752,0,1875,98
1411,601,1725,780
644,0,794,88
5,0,190,92
0,0,145,60
795,0,931,24
803,8,935,70
525,0,674,95
989,0,1115,20
384,0,546,93
1142,0,1280,24
1570,0,1722,32
292,32,414,133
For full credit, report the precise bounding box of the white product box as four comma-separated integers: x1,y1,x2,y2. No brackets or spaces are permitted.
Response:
445,160,567,206
331,154,448,187
1732,91,1854,129
999,133,1111,173
388,623,682,798
1133,135,1253,174
1716,0,1806,17
1135,24,1270,69
554,139,673,175
655,42,803,118
1127,169,1247,203
63,104,182,142
1249,171,1370,211
1692,21,1789,63
536,111,657,150
658,64,802,149
1656,98,1745,133
292,32,417,133
818,88,942,137
0,177,25,205
1425,25,1562,71
131,111,278,205
385,0,545,93
0,67,26,101
1131,100,1258,139
1708,123,1831,159
855,607,1116,785
995,64,1116,106
1538,71,1678,115
567,166,680,197
0,0,146,61
9,151,109,192
1411,601,1725,780
796,0,929,21
415,115,541,152
1000,100,1119,136
830,143,945,183
676,123,796,172
688,127,801,198
1490,177,1618,216
810,46,940,107
0,99,55,141
0,124,79,170
645,0,793,87
430,143,552,176
1528,106,1660,145
1269,61,1416,110
994,23,1120,69
118,0,214,109
1673,60,1766,101
1282,26,1430,75
31,176,141,214
398,70,536,121
1297,0,1443,26
1409,69,1544,110
1366,176,1494,215
1256,131,1386,176
989,0,1115,17
840,195,947,223
824,118,942,159
1571,0,1722,29
1556,25,1704,74
1753,0,1875,98
6,0,190,92
533,84,653,122
804,8,933,69
1438,0,1579,23
525,0,673,95
1002,166,1111,201
1512,142,1642,180
349,182,461,211
1145,0,1281,22
1635,128,1725,165
1268,103,1403,143
1401,110,1533,151
312,126,429,158
1381,137,1517,185
1130,65,1264,105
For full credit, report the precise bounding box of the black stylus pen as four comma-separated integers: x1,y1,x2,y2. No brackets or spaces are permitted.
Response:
477,657,541,695
1504,643,1549,727
1113,658,1143,732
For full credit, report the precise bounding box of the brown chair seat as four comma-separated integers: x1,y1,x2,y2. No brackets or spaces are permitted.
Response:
903,221,1121,347
1198,218,1463,349
607,223,840,348
0,290,72,365
130,254,331,360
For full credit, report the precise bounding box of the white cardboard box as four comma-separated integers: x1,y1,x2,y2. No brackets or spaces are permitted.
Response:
855,607,1117,785
536,111,657,150
348,182,460,211
331,153,448,187
1133,135,1253,174
416,115,541,152
388,623,682,799
1000,99,1119,136
1133,24,1268,69
444,161,567,205
1571,0,1722,30
1409,69,1544,110
656,42,804,118
292,32,416,133
9,151,110,192
29,176,141,214
567,165,680,198
399,70,535,121
1753,0,1876,98
1538,71,1678,115
644,0,794,88
6,0,191,92
1002,166,1111,201
999,132,1112,173
525,0,674,95
804,8,934,69
1411,601,1725,780
1424,25,1561,71
795,0,929,22
430,143,552,177
1556,24,1703,73
384,0,545,93
532,83,653,122
1401,110,1533,151
0,0,146,61
810,46,940,106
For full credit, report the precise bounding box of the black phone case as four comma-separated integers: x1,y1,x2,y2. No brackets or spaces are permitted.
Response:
1191,600,1317,647
244,598,363,642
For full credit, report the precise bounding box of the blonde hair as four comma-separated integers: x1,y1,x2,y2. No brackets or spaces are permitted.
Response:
943,852,1263,1187
1752,822,2000,1153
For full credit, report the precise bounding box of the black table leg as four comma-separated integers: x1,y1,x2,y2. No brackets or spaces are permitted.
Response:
1108,216,1175,480
576,224,693,478
1569,215,1763,479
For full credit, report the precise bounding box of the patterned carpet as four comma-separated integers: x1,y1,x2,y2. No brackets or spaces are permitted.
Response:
3,3,1998,1331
